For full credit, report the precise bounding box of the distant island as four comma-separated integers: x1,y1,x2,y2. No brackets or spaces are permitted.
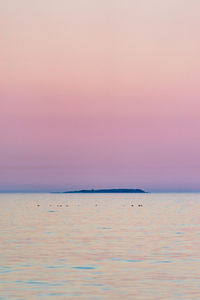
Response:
62,188,147,193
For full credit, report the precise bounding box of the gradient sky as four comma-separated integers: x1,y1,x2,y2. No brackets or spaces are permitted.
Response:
1,0,200,192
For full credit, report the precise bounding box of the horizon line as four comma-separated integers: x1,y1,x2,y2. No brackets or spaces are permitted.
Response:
1,190,200,194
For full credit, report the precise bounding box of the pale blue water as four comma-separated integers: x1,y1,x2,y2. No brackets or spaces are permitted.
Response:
0,193,200,299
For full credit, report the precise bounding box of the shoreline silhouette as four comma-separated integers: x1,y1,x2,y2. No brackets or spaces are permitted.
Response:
60,188,147,194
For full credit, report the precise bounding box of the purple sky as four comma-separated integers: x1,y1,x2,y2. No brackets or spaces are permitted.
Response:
1,0,200,192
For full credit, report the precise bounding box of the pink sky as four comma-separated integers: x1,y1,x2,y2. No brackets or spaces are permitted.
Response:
1,0,200,191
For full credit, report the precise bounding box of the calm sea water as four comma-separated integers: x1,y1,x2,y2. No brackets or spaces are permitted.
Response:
1,193,200,299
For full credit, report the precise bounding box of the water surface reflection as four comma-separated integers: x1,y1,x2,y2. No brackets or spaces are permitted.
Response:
0,193,200,299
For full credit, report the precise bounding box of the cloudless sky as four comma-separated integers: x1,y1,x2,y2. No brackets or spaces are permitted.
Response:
1,0,200,192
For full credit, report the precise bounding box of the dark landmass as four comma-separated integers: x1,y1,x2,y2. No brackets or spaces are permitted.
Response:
62,188,147,193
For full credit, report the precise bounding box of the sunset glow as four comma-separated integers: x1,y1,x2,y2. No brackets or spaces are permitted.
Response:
1,0,200,191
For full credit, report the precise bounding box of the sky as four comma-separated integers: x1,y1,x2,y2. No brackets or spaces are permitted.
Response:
1,0,200,192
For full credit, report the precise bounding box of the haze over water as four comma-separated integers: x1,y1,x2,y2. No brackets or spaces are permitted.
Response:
1,0,200,192
1,193,200,299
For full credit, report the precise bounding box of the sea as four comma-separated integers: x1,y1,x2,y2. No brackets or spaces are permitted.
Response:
0,192,200,299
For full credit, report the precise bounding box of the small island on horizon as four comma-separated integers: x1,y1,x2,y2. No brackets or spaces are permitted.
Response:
61,188,147,193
